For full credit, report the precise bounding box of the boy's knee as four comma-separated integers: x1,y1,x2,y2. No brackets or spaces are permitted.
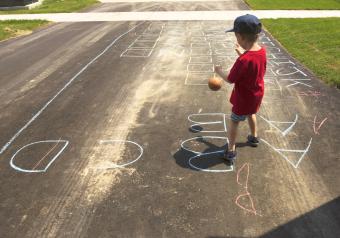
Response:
230,112,247,122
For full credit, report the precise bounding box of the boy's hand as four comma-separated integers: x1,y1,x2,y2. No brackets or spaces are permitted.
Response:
214,65,223,75
235,43,244,56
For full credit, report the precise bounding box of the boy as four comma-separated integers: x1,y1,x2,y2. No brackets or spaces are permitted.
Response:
214,14,266,163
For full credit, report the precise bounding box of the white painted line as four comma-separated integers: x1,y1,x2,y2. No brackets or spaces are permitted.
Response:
99,140,143,168
0,22,145,155
10,140,69,173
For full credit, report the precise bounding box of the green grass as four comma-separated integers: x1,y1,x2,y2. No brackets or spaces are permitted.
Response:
246,0,340,10
262,18,340,88
0,20,49,41
0,0,99,14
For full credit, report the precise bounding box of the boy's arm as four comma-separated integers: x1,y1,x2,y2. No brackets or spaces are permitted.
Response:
214,65,232,84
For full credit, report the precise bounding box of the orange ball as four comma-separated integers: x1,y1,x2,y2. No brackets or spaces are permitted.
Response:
208,77,222,91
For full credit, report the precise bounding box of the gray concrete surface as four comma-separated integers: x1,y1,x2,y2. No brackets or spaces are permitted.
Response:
0,1,340,238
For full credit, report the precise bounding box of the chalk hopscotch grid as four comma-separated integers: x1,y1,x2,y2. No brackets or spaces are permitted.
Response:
120,23,165,58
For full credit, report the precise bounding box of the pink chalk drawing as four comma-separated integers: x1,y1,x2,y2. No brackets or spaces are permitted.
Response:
313,115,328,135
297,90,323,98
235,163,261,216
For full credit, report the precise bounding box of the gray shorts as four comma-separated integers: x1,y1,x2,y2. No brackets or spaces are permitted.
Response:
231,112,247,122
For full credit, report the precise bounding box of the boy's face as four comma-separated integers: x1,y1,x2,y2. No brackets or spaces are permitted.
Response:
235,32,247,49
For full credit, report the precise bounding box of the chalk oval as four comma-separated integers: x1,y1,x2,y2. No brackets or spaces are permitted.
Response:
99,140,143,168
10,140,69,173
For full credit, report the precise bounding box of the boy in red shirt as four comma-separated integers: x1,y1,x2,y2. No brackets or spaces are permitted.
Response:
215,14,266,163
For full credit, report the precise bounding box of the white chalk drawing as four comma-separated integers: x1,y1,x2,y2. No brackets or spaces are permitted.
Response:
276,66,307,77
261,41,275,47
280,78,313,88
267,53,288,60
191,42,211,48
10,140,69,173
129,41,157,49
98,140,143,168
261,138,312,169
188,113,227,133
259,36,272,42
269,59,296,66
121,48,153,57
191,36,207,42
120,23,164,58
190,31,204,37
181,136,233,173
266,47,281,53
265,77,282,91
189,56,212,63
187,64,214,73
190,48,212,56
185,72,215,86
260,114,298,136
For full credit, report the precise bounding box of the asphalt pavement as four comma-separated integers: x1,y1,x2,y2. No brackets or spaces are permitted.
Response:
0,1,340,237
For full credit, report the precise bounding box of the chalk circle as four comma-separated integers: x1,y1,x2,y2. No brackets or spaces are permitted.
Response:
99,140,143,168
188,151,234,173
10,140,69,173
181,136,229,155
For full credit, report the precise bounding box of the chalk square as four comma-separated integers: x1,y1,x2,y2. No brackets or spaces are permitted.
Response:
190,48,212,56
191,43,210,48
130,41,157,49
191,37,207,42
185,72,215,85
189,56,213,63
121,49,153,57
139,34,160,41
190,31,205,37
187,64,214,73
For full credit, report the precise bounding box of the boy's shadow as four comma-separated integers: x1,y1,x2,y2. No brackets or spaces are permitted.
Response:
173,135,254,171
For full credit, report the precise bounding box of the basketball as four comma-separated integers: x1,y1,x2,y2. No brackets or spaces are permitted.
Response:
208,77,222,91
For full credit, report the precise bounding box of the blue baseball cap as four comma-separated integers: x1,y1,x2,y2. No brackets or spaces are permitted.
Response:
226,14,262,34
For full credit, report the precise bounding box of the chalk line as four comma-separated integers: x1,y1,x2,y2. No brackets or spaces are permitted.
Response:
0,22,145,155
10,140,69,173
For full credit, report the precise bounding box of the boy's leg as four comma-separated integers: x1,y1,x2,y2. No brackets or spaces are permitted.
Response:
247,114,260,147
247,114,257,137
228,119,239,152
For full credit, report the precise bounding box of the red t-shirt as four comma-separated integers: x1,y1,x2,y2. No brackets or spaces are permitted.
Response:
227,47,266,115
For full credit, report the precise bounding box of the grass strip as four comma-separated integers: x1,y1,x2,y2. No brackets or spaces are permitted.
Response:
262,18,340,88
